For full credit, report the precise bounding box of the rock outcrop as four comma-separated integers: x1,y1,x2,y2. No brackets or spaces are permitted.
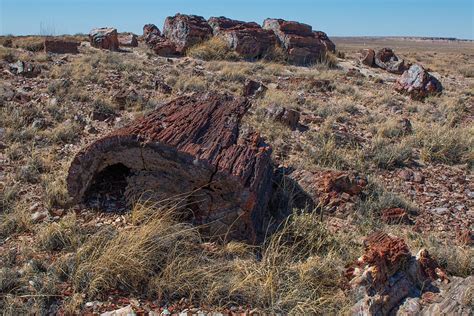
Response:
263,18,334,65
89,27,119,51
395,64,443,100
67,93,273,241
163,14,213,53
118,34,138,47
374,48,406,74
44,38,80,54
345,232,473,315
209,17,276,59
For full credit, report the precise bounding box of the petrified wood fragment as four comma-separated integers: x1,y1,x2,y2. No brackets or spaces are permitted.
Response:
67,93,273,241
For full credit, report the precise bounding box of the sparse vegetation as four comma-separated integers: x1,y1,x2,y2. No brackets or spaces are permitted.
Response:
1,33,472,314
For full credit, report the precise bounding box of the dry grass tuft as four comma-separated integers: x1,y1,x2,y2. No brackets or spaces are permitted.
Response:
415,124,473,166
187,37,240,61
61,202,356,313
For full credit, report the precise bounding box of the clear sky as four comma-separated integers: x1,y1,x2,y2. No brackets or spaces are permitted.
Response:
1,0,473,39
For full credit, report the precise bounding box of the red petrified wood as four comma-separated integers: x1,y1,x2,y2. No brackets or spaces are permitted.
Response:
67,93,273,241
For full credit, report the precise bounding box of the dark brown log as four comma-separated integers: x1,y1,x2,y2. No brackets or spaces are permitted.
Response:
67,92,273,241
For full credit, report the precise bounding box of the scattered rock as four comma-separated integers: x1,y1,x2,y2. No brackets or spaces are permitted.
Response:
381,207,410,224
67,92,273,241
265,104,300,130
395,64,443,100
113,88,139,108
118,33,138,47
31,210,49,223
242,79,267,98
89,27,119,51
359,48,375,66
100,305,134,316
44,38,80,54
9,61,41,77
154,79,172,94
163,14,213,53
374,48,406,74
398,169,414,181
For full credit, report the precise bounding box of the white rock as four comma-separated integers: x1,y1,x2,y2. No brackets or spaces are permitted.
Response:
101,305,135,316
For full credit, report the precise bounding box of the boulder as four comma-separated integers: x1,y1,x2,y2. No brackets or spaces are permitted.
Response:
44,38,80,54
314,31,336,53
242,80,267,98
265,104,300,130
143,24,161,39
9,61,41,77
143,24,162,47
142,23,179,56
66,93,273,241
374,48,406,74
118,34,138,47
89,27,119,51
359,48,375,66
163,14,213,53
209,16,276,59
263,18,329,65
152,38,179,57
395,64,443,100
346,232,462,315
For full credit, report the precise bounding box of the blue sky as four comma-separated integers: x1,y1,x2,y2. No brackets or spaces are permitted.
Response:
1,0,473,39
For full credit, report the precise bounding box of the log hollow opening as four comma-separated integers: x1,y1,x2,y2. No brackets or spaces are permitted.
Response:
83,163,132,212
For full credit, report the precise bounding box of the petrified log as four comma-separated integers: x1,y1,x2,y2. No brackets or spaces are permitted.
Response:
163,14,213,53
263,18,331,65
395,63,443,100
44,38,80,54
89,27,119,51
67,93,273,241
208,16,276,59
374,47,406,74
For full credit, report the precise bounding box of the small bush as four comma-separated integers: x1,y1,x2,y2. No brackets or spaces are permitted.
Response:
187,37,240,61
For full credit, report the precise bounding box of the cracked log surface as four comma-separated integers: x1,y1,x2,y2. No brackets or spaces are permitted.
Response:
67,92,273,241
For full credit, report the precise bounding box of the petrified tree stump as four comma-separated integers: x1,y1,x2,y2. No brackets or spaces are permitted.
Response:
67,93,273,241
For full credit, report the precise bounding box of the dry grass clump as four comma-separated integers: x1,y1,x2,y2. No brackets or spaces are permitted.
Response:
38,214,85,251
12,36,45,52
415,124,473,166
187,37,240,61
174,75,208,93
458,66,474,78
366,137,413,169
0,203,32,239
61,202,355,313
355,180,417,221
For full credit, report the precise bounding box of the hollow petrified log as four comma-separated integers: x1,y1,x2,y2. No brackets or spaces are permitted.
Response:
67,93,273,241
